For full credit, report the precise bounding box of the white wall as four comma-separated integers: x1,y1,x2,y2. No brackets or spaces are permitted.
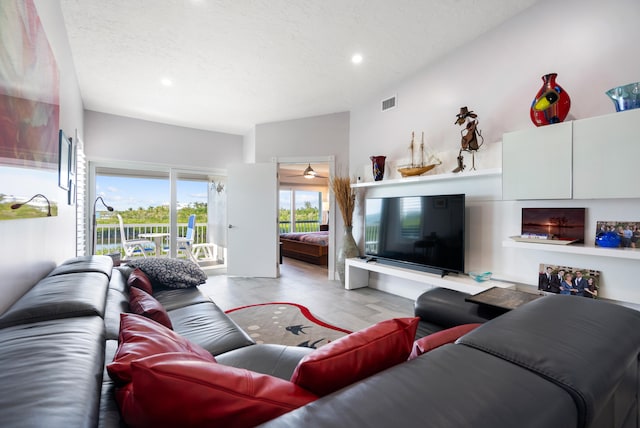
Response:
255,112,350,164
0,0,85,313
349,0,640,303
85,111,243,169
254,111,350,278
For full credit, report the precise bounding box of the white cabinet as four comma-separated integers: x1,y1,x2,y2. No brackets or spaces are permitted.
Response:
572,109,640,199
502,121,572,200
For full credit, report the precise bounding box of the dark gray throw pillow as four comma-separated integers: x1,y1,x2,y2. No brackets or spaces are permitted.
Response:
127,258,207,289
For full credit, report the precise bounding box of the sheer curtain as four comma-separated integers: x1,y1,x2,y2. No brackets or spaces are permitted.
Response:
209,177,227,262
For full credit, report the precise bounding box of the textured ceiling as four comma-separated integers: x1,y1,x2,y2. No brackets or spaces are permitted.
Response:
60,0,539,135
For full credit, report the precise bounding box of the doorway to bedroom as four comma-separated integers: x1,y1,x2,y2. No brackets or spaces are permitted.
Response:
278,161,331,274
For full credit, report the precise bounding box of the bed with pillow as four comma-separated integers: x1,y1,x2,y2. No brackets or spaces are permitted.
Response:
279,230,329,266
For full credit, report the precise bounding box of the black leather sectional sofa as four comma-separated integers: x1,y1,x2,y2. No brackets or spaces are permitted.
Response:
1,255,639,428
0,256,313,427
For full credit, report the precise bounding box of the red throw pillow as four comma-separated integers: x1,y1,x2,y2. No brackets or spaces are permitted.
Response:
290,317,419,396
129,287,173,329
116,352,318,428
127,268,153,295
107,313,215,385
408,323,482,360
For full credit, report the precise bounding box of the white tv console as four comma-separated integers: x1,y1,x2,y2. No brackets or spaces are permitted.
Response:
345,258,514,298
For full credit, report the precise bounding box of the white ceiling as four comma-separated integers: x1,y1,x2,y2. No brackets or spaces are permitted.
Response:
60,0,539,135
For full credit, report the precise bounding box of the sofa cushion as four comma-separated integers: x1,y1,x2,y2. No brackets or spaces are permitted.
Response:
216,344,314,381
290,317,419,396
126,258,207,289
107,313,215,386
0,317,106,427
153,287,212,311
167,301,255,355
47,255,113,278
104,289,130,340
129,287,173,329
116,352,318,428
127,268,153,295
408,323,481,360
0,272,109,328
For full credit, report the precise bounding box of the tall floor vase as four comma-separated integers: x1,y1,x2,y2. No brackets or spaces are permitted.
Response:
336,226,360,286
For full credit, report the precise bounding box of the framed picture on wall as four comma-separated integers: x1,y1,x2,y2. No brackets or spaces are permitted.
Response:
58,129,71,191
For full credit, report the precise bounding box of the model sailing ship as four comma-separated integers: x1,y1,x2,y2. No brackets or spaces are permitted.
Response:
397,131,442,177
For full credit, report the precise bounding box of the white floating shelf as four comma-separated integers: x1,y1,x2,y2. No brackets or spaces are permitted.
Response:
502,239,640,260
352,168,501,188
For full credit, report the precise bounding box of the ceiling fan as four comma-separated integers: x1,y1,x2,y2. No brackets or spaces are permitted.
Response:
287,163,327,179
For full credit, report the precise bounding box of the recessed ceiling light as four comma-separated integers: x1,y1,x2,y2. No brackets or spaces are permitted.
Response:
161,78,173,87
351,54,363,64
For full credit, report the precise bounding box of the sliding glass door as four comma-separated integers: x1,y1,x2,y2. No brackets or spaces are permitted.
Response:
90,164,224,264
93,167,170,256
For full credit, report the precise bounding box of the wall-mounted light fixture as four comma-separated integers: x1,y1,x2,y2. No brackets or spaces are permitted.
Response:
92,196,114,255
210,180,225,193
11,193,52,216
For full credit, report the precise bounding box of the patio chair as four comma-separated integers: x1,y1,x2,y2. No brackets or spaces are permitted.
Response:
174,214,217,263
117,214,155,259
176,214,202,262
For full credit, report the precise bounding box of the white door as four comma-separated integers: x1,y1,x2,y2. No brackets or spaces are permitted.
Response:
227,163,279,277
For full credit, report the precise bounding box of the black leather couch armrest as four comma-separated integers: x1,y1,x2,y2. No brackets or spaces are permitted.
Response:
458,295,640,428
259,344,578,428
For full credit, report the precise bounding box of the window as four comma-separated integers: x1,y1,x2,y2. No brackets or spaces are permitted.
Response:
92,167,213,257
279,189,322,233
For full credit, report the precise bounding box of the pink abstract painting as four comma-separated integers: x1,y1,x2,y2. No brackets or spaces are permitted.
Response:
0,0,60,169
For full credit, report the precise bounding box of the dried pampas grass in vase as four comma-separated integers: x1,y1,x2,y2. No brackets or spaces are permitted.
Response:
330,175,359,284
330,176,355,227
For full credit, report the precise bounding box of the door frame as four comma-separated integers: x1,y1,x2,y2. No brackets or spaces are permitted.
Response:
274,155,335,280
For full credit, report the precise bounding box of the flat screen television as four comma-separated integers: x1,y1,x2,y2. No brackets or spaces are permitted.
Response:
364,194,465,276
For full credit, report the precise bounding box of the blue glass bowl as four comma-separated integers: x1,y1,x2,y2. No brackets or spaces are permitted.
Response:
469,271,492,282
606,82,640,112
596,231,621,248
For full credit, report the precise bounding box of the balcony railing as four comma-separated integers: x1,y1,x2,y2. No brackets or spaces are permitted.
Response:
279,220,321,234
95,222,208,256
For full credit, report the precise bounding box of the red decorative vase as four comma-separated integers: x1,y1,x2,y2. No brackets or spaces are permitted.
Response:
370,156,386,181
530,73,571,127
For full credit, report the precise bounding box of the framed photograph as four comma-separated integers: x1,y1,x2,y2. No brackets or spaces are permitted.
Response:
58,129,71,191
521,208,585,242
538,263,601,299
596,221,640,248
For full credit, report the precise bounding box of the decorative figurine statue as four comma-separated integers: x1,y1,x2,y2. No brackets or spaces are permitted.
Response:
453,106,484,172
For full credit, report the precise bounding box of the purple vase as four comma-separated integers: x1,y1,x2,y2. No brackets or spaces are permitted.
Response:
370,156,386,181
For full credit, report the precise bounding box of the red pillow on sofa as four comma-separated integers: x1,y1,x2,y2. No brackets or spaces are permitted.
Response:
129,287,173,329
290,317,419,396
107,313,214,385
127,268,153,295
116,352,318,428
407,323,482,360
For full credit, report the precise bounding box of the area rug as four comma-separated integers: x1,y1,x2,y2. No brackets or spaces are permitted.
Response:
225,302,351,349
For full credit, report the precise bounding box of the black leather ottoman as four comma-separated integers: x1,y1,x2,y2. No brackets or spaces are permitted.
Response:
414,288,504,338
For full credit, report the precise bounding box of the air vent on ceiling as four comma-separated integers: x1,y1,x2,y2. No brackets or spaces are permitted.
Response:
381,95,397,111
